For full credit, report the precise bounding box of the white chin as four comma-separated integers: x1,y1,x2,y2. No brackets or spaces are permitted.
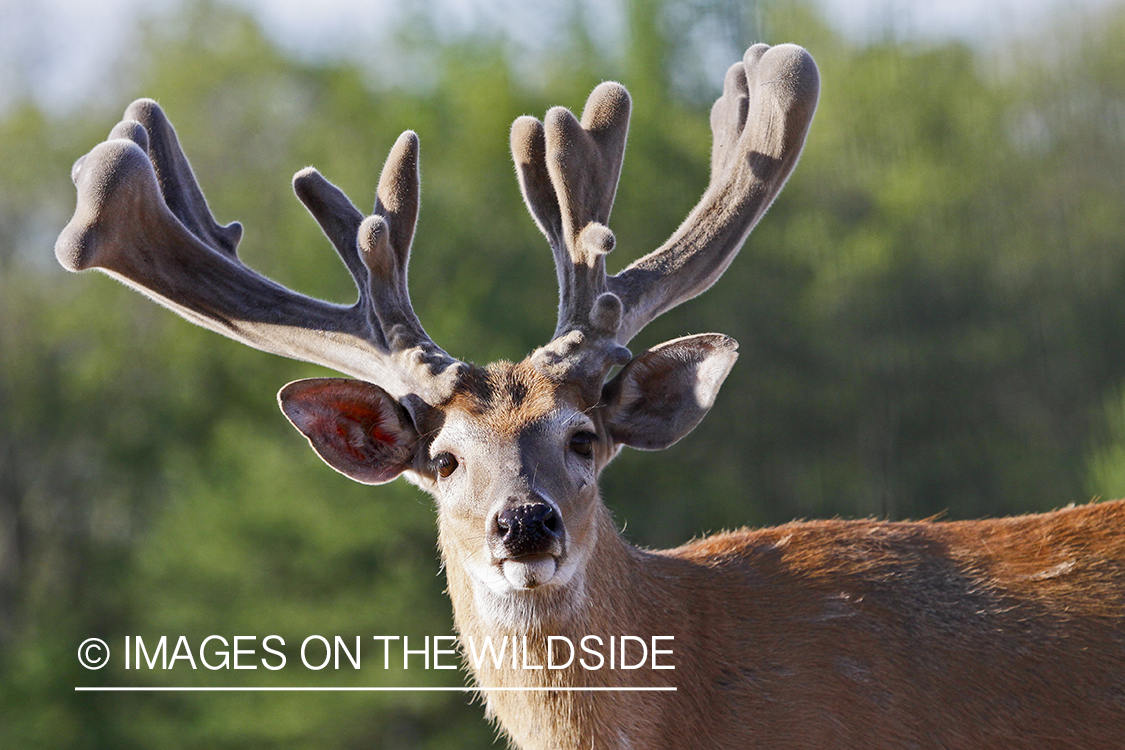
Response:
501,555,557,589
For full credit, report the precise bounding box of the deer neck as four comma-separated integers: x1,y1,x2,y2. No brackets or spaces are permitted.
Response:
440,499,695,750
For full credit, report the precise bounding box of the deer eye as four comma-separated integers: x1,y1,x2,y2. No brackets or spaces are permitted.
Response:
433,452,459,478
569,432,596,458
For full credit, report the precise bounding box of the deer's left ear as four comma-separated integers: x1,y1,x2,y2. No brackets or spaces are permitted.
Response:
278,378,419,485
600,334,738,451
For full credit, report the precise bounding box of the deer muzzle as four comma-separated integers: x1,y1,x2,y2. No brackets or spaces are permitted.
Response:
489,500,565,589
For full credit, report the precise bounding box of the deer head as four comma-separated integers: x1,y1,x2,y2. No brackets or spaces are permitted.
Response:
56,44,818,619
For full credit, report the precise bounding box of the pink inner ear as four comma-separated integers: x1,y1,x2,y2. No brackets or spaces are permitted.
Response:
331,402,399,456
279,378,417,485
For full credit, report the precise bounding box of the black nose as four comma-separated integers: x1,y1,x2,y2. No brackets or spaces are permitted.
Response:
494,502,562,557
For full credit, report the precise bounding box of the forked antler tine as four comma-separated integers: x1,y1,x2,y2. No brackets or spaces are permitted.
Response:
56,99,462,406
610,44,820,343
544,82,630,245
512,83,631,340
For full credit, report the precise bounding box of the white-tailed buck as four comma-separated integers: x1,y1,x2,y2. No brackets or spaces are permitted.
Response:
56,43,1125,749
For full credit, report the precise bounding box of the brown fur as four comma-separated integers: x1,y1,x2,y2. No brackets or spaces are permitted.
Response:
447,498,1125,750
441,361,574,435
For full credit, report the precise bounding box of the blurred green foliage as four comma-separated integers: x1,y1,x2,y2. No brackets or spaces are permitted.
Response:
2,0,1125,747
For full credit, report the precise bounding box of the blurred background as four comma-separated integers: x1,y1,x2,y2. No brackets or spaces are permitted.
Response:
2,0,1124,746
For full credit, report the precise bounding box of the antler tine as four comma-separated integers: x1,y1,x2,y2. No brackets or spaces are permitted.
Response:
291,166,370,311
609,44,820,343
513,82,634,390
56,98,463,409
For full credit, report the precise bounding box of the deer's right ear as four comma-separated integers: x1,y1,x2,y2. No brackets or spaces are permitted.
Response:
278,378,419,485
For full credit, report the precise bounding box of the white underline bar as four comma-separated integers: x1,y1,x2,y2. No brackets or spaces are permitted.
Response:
75,686,676,692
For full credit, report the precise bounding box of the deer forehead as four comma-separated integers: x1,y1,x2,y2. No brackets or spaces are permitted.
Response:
434,360,591,447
